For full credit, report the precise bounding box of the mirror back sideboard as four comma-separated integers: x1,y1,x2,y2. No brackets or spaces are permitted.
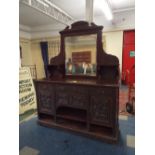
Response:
35,21,120,143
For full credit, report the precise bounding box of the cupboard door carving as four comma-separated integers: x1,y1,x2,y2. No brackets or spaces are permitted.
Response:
37,83,54,114
69,86,88,109
91,96,112,126
90,87,115,126
56,85,69,107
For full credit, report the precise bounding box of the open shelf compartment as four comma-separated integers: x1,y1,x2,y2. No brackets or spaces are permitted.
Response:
56,106,87,123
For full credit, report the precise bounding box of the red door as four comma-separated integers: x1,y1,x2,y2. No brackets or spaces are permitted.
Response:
122,30,135,85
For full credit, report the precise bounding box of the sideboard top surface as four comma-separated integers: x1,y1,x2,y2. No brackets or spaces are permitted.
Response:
35,78,119,87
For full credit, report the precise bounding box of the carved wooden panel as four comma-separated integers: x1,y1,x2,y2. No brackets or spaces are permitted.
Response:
55,85,88,109
69,86,88,109
37,83,54,114
90,87,116,126
55,85,69,108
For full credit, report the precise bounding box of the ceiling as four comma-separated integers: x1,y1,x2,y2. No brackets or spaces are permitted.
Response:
19,0,135,27
19,0,135,39
19,3,56,27
109,0,134,10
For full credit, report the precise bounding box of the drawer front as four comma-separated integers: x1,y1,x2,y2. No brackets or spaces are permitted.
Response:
36,83,54,114
90,87,116,126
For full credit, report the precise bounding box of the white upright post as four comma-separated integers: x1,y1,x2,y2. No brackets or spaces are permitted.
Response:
86,0,94,24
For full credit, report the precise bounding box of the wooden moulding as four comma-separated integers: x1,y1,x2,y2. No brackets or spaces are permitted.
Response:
37,117,119,144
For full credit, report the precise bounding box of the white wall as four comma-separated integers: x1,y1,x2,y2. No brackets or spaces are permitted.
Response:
31,42,45,79
30,37,60,79
103,31,123,73
20,38,46,79
20,38,33,66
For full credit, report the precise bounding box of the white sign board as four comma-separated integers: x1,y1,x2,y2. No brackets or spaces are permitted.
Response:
19,67,37,114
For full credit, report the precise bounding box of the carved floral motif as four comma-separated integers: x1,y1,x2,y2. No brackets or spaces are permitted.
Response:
37,83,54,113
90,92,113,126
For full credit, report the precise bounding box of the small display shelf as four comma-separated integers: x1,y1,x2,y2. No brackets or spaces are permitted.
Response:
56,117,87,130
38,114,118,143
89,124,113,137
56,107,87,123
38,113,54,122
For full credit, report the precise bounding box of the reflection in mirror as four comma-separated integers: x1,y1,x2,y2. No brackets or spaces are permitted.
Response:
65,34,97,76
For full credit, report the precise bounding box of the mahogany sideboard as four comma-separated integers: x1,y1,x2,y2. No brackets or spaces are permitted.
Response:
35,79,119,143
35,21,120,143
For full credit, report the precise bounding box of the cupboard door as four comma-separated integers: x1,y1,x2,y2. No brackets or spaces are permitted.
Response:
36,83,54,114
55,85,69,108
90,87,116,127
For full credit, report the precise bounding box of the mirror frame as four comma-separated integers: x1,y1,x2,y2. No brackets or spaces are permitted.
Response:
49,21,119,82
59,21,103,79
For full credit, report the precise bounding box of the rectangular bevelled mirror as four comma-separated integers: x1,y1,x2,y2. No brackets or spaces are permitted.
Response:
65,34,97,76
